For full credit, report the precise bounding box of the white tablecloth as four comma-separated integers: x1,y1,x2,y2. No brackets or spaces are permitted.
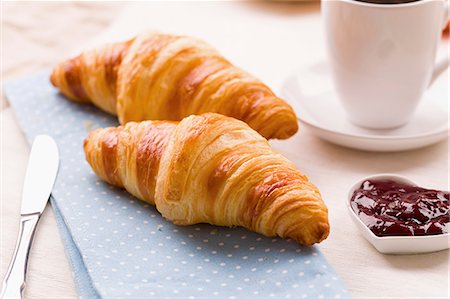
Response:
1,2,448,298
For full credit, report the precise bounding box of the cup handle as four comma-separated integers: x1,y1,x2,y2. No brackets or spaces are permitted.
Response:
429,1,450,87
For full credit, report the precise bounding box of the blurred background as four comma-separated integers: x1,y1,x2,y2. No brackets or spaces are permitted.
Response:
2,2,120,88
2,1,323,108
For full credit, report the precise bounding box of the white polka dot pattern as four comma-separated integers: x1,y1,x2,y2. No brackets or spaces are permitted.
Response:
5,72,350,298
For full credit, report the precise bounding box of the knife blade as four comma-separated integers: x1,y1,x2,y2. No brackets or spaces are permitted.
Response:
20,135,59,215
1,135,59,299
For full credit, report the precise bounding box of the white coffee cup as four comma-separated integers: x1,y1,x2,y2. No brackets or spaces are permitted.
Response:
322,0,449,129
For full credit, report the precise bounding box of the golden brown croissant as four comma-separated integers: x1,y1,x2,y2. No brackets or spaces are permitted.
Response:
84,113,328,245
51,32,298,140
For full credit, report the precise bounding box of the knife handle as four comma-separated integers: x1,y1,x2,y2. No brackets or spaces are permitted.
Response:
1,213,41,299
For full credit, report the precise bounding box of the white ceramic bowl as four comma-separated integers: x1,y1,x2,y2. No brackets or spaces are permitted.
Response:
348,174,449,255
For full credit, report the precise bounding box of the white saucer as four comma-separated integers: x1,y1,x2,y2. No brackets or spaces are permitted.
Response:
281,62,449,152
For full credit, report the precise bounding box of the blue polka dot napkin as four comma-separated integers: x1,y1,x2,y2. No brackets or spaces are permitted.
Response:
5,72,350,299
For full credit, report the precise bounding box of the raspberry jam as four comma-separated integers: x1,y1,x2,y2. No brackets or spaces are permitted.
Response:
350,179,449,237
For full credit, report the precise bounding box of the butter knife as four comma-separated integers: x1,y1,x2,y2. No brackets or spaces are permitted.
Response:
1,135,59,299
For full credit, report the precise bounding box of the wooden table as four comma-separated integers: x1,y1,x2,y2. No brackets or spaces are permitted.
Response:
2,2,448,298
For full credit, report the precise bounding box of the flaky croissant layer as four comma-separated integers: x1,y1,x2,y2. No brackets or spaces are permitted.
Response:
51,32,298,140
84,113,329,245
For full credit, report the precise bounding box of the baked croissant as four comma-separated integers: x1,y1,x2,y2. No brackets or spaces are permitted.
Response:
84,113,329,245
50,32,298,140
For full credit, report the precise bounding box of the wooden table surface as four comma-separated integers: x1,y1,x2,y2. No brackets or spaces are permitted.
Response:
1,2,448,299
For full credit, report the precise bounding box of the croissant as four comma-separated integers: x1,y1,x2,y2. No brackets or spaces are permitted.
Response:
84,113,329,245
50,32,298,140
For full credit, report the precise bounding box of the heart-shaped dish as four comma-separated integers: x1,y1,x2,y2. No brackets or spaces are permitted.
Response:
347,174,449,254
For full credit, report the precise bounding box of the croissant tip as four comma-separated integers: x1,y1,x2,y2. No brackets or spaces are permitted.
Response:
294,220,330,246
266,119,299,140
279,123,299,140
83,135,90,151
318,222,330,243
83,126,101,150
49,68,57,87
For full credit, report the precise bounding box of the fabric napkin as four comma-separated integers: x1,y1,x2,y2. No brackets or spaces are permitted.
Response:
5,72,350,299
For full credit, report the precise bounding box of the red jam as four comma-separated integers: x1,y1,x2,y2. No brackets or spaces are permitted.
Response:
350,179,449,237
